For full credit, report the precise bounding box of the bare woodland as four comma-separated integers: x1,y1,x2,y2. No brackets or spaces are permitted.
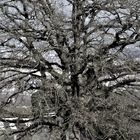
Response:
0,0,140,139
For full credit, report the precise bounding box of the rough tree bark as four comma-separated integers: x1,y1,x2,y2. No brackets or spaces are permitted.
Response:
0,0,140,139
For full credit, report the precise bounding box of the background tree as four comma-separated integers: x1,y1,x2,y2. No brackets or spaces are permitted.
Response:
0,0,140,139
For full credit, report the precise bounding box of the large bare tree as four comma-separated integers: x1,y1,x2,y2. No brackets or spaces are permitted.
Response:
0,0,140,139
